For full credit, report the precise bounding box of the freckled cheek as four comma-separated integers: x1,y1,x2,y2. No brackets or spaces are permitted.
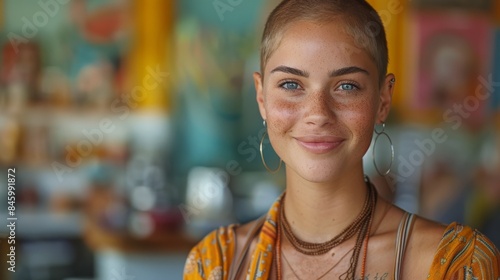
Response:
265,98,300,134
344,105,377,146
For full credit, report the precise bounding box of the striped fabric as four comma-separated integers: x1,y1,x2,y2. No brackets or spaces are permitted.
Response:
183,225,237,280
394,212,415,280
183,195,281,280
428,222,500,279
183,196,500,280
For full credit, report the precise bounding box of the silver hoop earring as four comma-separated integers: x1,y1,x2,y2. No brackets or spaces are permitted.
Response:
372,122,394,176
260,120,282,173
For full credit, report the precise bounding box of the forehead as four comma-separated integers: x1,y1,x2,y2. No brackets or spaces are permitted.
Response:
265,20,376,74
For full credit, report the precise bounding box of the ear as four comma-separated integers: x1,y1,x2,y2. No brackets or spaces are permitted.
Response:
254,72,267,121
376,74,395,124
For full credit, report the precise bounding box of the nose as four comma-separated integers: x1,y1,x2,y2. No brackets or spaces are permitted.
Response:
303,90,336,127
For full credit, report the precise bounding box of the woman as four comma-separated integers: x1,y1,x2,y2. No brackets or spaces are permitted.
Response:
184,0,500,279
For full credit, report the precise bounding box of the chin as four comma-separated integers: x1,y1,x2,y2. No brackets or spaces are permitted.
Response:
291,161,347,184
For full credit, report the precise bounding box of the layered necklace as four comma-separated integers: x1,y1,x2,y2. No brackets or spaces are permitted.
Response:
275,178,377,280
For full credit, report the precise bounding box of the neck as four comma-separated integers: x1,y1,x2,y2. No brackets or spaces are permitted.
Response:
283,166,369,243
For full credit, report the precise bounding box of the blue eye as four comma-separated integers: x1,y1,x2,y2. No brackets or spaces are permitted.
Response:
339,83,357,91
280,81,300,90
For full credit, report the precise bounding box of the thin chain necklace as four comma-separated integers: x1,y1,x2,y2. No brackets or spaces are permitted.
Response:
275,223,372,280
360,208,373,279
281,246,354,279
275,178,377,280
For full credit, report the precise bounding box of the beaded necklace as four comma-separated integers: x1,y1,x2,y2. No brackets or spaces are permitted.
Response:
274,180,377,280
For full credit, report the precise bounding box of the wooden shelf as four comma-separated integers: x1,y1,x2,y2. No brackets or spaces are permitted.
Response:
84,217,197,253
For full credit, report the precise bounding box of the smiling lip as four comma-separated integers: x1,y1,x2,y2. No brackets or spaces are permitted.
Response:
294,136,345,154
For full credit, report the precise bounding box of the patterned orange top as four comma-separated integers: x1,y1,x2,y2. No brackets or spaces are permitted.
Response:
183,196,500,280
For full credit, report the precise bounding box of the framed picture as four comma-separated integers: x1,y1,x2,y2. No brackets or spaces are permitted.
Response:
410,12,493,113
493,28,500,111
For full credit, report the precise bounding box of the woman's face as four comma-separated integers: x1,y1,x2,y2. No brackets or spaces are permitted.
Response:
254,20,394,183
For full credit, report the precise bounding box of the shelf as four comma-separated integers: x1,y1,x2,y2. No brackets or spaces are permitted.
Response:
84,217,196,253
0,211,83,239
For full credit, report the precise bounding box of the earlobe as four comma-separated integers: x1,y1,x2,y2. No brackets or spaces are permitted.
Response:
377,74,395,124
254,72,267,120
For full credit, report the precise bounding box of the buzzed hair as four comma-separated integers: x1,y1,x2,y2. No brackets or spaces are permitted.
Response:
260,0,389,84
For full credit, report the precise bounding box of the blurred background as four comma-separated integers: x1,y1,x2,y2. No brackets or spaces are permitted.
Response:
0,0,498,279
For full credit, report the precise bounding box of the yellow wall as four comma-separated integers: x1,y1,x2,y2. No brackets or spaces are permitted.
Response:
495,0,500,24
367,0,410,117
128,0,174,112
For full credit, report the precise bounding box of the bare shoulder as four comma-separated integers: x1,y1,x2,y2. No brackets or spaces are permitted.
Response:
374,203,446,255
361,202,447,278
233,219,256,236
233,216,266,255
233,217,265,246
374,201,445,248
409,216,447,256
232,219,257,259
371,201,447,278
404,215,447,278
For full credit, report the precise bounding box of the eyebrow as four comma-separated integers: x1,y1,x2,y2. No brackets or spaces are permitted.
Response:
270,66,310,77
329,66,369,77
270,65,369,78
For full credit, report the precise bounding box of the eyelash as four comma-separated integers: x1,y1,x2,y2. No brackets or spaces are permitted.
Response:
336,81,361,92
278,80,361,92
278,80,302,91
